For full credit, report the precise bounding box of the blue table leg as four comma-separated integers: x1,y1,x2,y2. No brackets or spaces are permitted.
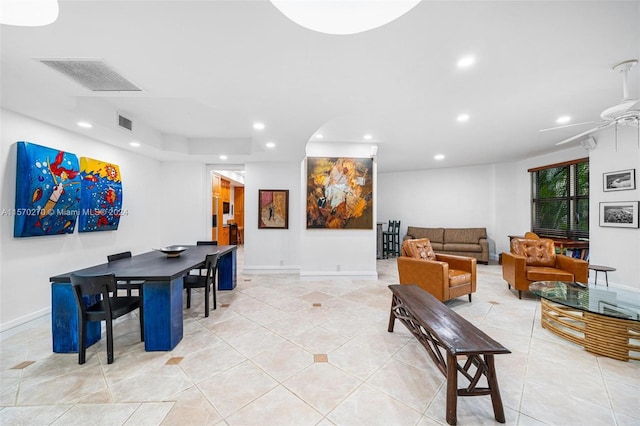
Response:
143,277,183,351
218,249,237,290
51,282,100,353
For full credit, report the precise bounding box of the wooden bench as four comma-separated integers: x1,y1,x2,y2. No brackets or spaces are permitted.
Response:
388,284,511,425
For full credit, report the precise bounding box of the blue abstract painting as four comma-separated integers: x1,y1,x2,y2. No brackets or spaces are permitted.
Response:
14,142,81,237
78,157,123,232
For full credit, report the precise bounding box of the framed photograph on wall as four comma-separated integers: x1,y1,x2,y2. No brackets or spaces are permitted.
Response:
599,201,639,228
258,189,289,229
603,169,636,192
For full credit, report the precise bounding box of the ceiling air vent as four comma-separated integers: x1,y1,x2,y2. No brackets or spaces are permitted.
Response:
118,114,133,131
39,59,142,92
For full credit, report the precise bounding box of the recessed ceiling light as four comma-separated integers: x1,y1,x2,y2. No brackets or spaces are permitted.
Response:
219,155,228,160
315,134,323,139
556,115,571,124
129,141,140,147
77,121,92,128
253,122,265,130
434,154,445,160
457,114,470,122
266,142,276,149
363,134,372,140
457,56,475,68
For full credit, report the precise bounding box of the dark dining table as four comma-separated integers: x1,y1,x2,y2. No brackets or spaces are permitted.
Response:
50,244,237,353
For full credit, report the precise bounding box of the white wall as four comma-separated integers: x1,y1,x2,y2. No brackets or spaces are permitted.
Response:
243,161,302,273
588,125,640,289
300,143,377,277
242,144,378,277
378,164,498,257
158,162,209,246
0,110,208,330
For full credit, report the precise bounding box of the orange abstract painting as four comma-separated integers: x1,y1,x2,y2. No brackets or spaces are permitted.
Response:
306,157,373,229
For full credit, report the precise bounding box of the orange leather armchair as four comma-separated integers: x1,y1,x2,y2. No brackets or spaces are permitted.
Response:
502,238,588,299
397,239,476,302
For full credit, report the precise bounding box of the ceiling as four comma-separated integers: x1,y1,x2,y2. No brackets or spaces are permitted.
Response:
1,1,639,173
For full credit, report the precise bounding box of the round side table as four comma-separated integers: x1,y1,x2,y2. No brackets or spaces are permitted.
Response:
588,264,616,286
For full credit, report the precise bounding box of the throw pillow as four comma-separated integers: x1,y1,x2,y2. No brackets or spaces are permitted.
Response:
403,238,437,261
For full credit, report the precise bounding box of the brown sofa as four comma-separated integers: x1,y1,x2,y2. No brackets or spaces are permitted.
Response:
404,227,489,264
397,238,476,302
501,238,588,299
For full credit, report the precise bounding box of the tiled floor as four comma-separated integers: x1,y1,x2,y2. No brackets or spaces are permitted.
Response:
1,249,639,425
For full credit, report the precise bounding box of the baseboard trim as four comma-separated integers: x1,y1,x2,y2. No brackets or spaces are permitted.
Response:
0,308,50,337
242,266,300,275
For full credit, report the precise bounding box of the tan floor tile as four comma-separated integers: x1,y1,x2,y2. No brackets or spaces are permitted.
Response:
297,291,336,303
329,340,391,380
289,326,348,354
225,385,322,426
109,365,194,403
320,313,368,338
283,363,361,414
239,305,293,326
352,328,411,357
51,403,139,425
314,354,328,362
1,257,638,426
124,401,174,425
327,384,422,425
160,386,223,426
17,368,109,405
179,341,245,382
10,360,35,369
206,314,260,340
197,361,278,418
0,406,73,425
606,379,640,420
365,358,442,412
264,317,316,339
251,341,314,381
224,326,285,358
519,376,616,425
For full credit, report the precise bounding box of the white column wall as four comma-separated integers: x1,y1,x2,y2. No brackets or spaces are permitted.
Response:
157,162,209,246
242,161,302,273
300,143,377,277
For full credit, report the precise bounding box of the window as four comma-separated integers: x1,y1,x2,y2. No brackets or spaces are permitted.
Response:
530,158,589,240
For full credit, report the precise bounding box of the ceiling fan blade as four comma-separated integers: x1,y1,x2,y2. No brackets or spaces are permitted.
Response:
555,122,614,146
540,121,603,132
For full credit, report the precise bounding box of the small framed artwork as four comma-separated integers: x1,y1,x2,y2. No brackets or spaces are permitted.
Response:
599,201,639,228
603,169,636,192
259,189,289,229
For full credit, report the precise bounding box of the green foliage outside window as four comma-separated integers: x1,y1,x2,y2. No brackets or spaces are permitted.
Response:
531,160,589,240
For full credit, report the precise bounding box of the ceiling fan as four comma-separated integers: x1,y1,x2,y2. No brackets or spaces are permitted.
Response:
541,59,640,146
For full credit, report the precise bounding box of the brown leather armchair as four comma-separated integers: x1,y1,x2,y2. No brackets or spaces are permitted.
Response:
502,238,588,299
397,239,476,302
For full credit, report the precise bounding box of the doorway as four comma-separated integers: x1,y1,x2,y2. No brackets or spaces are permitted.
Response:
209,168,244,245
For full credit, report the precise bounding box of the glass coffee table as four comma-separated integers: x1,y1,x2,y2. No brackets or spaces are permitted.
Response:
529,281,640,361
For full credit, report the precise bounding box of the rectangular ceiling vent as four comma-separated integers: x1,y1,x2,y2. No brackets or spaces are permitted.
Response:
39,59,142,92
118,114,133,131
